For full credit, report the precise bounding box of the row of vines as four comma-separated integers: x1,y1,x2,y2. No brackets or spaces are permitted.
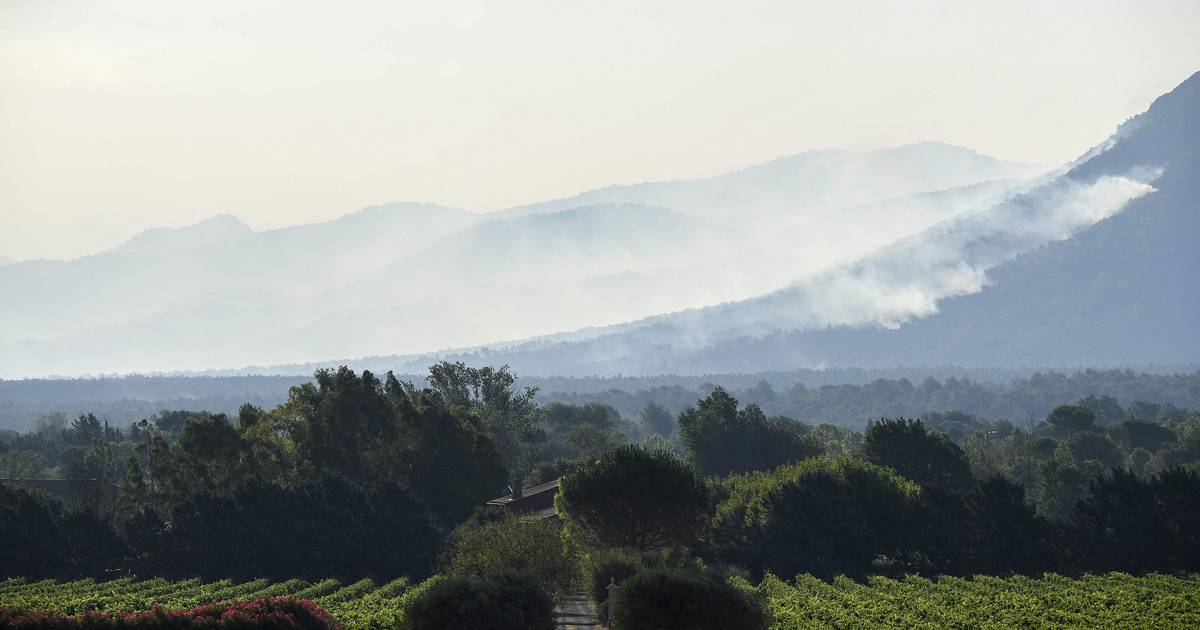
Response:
0,576,419,630
5,572,1198,629
734,571,1200,629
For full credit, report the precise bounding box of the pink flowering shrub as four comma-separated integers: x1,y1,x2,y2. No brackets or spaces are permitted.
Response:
0,597,339,630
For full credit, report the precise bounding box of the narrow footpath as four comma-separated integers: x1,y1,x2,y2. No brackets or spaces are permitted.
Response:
555,592,603,629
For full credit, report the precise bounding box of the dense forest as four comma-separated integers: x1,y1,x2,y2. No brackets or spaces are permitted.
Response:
2,366,1197,433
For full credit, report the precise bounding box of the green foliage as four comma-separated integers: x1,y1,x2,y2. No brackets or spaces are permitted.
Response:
144,475,440,580
401,574,554,630
557,445,710,550
0,450,49,478
638,401,675,437
1046,405,1096,434
536,402,628,463
612,568,766,630
440,512,580,599
1033,442,1099,522
862,418,974,494
426,362,540,476
679,388,820,477
708,458,922,579
1070,467,1200,572
1108,419,1176,453
0,484,124,579
1076,394,1127,426
741,572,1200,629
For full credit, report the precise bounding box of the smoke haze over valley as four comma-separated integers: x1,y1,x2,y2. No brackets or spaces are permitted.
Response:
0,3,1197,380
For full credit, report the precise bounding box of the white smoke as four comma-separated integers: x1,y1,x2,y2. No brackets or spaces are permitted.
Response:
692,170,1160,336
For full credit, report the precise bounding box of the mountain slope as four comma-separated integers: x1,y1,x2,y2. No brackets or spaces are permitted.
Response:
113,214,255,255
0,203,478,348
367,71,1199,375
0,142,1043,377
493,142,1042,222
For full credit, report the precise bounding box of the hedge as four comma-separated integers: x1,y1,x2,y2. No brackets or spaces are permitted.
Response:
612,568,765,630
401,574,553,630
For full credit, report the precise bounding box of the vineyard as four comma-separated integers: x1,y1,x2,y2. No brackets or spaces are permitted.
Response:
0,575,422,630
4,572,1199,629
735,572,1200,629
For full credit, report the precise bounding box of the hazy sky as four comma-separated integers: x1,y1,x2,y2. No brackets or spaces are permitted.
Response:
2,0,1198,261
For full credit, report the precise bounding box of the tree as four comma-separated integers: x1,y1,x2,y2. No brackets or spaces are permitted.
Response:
427,362,540,475
1108,419,1176,453
175,413,251,494
0,483,124,578
862,418,975,494
638,401,675,438
1076,395,1126,426
386,381,509,528
707,458,922,579
283,367,394,481
909,476,1048,575
1070,468,1200,572
0,450,49,478
1033,442,1097,522
678,388,819,477
1045,405,1096,434
156,474,440,580
557,445,709,551
117,456,149,514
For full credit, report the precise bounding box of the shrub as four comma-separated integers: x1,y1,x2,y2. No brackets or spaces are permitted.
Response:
0,597,336,629
707,458,922,579
440,512,580,599
402,574,554,630
612,568,765,630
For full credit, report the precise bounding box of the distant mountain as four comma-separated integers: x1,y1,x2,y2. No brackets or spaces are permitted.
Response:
113,214,254,255
0,203,479,372
382,71,1198,375
0,141,1042,377
494,142,1042,222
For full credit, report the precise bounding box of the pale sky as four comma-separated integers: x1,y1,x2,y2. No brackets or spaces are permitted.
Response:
2,0,1198,261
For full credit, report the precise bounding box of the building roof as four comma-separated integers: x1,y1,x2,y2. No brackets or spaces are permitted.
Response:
486,478,560,507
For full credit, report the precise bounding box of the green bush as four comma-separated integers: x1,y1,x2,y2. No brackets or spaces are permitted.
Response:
707,457,922,579
612,568,765,630
0,597,336,629
440,512,580,599
401,574,554,630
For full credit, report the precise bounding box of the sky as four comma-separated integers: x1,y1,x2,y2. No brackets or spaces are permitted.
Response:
2,0,1199,261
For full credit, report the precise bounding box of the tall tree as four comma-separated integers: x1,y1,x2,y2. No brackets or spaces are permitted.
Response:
427,362,540,475
862,418,975,494
679,388,819,477
557,445,709,550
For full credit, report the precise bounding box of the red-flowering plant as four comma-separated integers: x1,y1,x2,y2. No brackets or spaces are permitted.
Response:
0,596,339,630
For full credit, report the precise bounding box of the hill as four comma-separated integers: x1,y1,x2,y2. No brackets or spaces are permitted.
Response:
354,71,1199,375
0,144,1034,377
